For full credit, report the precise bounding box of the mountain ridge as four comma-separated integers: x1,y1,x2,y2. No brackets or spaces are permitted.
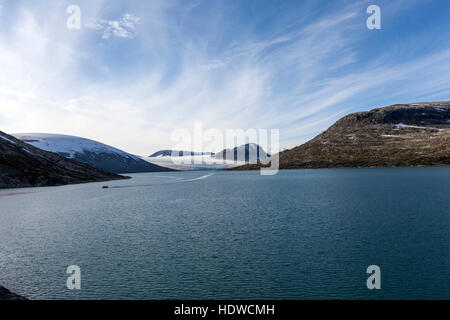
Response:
13,133,174,174
232,102,450,170
213,143,270,162
0,131,128,188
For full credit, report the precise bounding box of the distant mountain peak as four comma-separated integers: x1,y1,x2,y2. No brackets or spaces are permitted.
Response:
213,143,270,162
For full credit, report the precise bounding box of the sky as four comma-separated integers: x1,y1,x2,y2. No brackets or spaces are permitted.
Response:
1,0,450,156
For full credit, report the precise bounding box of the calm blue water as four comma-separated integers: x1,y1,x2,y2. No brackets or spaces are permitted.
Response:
0,167,449,300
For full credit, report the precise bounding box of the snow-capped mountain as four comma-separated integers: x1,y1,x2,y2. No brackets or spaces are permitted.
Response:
13,133,174,174
1,131,126,188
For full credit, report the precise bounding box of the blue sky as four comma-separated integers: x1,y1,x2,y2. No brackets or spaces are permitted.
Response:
1,0,450,155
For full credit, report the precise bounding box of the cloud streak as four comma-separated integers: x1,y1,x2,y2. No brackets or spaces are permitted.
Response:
86,13,140,39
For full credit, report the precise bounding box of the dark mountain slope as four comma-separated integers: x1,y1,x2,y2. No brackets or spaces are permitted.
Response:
0,286,26,300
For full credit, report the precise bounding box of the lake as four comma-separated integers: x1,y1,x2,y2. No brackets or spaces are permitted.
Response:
0,167,449,299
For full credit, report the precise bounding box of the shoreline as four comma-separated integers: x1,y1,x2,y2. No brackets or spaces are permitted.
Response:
0,175,131,190
228,163,450,171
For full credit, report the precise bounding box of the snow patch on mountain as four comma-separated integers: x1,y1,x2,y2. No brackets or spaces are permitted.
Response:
0,134,17,145
12,133,174,173
13,133,139,160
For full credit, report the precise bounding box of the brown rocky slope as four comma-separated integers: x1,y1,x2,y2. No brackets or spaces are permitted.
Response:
233,102,450,170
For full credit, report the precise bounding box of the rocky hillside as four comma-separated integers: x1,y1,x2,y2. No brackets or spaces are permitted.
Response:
13,133,174,174
0,131,128,188
234,102,450,170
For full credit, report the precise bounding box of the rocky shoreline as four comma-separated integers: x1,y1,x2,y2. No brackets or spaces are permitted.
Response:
0,286,27,300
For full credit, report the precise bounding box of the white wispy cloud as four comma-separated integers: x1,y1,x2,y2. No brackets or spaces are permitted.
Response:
86,13,140,39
